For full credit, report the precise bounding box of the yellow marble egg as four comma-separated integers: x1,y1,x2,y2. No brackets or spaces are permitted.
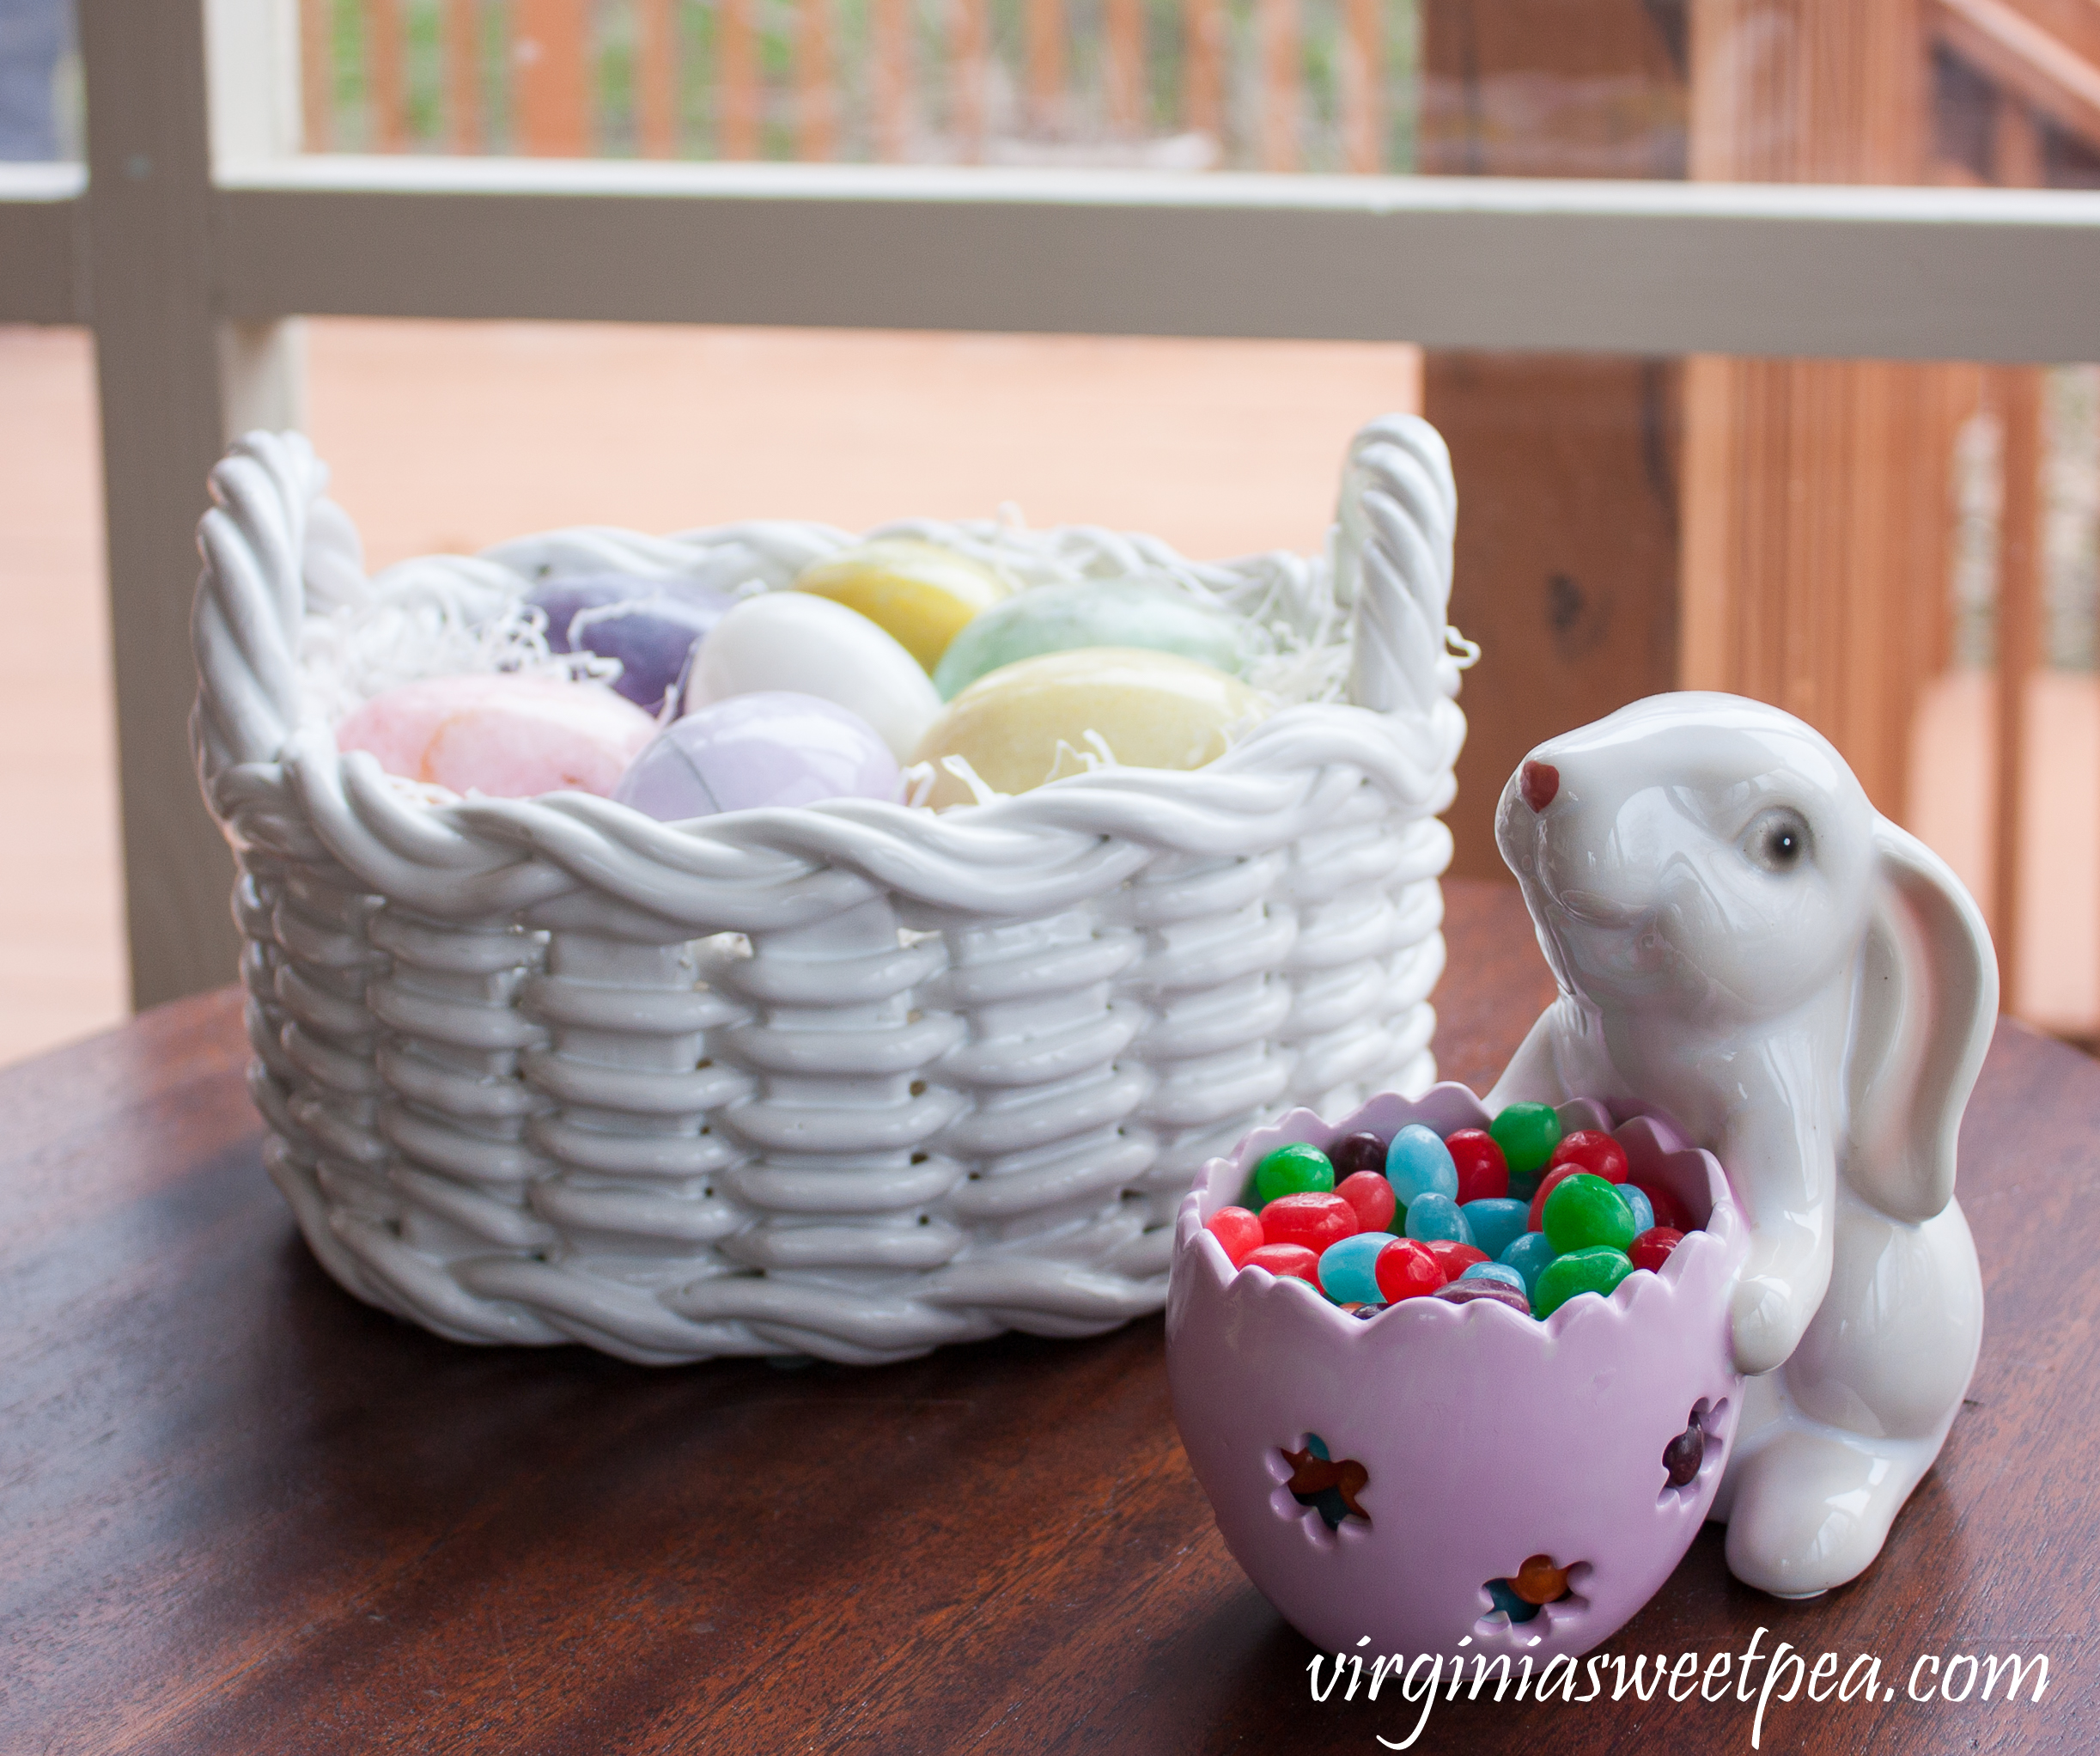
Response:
791,539,1016,673
909,646,1269,808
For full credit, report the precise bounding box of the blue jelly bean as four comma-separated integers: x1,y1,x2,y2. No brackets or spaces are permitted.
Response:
1499,1230,1558,1295
1317,1232,1392,1306
1462,1196,1531,1262
1486,1578,1541,1624
1403,1192,1473,1247
1623,1185,1656,1235
1459,1261,1525,1291
1385,1124,1459,1205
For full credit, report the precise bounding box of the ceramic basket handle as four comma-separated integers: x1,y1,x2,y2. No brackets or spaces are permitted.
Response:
1335,414,1460,716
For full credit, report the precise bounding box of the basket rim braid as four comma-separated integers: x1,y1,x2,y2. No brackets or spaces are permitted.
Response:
192,416,1470,1366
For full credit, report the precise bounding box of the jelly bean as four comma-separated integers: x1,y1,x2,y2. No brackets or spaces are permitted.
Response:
1253,1143,1335,1204
1664,1412,1706,1488
1403,1192,1473,1247
1446,1128,1509,1203
1327,1131,1390,1182
1245,1242,1321,1283
1549,1128,1629,1185
1631,1179,1692,1232
1542,1173,1637,1254
1336,1169,1397,1235
1623,1185,1656,1236
1204,1205,1263,1268
1422,1239,1488,1282
1486,1578,1541,1624
1628,1226,1686,1273
1461,1197,1531,1264
1489,1102,1561,1176
1499,1231,1557,1295
1459,1261,1525,1290
1525,1162,1588,1233
1385,1125,1460,1205
1373,1237,1444,1303
1259,1192,1360,1254
1513,1554,1572,1606
1435,1279,1531,1314
1317,1232,1392,1305
1531,1245,1634,1318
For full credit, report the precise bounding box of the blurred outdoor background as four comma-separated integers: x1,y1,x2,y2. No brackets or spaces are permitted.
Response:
3,0,2099,1063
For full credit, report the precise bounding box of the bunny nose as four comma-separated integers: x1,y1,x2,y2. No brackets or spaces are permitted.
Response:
1519,760,1560,813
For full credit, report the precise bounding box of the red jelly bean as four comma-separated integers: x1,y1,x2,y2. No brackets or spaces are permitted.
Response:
1526,1162,1585,1232
1549,1129,1629,1184
1205,1205,1264,1267
1373,1237,1443,1303
1328,1131,1389,1181
1631,1180,1691,1232
1259,1192,1360,1254
1446,1129,1510,1203
1628,1227,1685,1273
1422,1239,1488,1283
1336,1170,1397,1235
1245,1242,1320,1283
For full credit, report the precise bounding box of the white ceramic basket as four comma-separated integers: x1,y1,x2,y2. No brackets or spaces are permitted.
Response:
192,416,1469,1366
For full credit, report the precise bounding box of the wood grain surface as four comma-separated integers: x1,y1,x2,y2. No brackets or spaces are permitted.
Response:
2,879,2091,1754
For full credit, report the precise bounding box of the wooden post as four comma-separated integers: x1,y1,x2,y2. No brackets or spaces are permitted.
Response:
796,0,837,159
1182,0,1223,145
513,0,591,156
1257,0,1299,170
1026,0,1066,133
873,0,915,159
637,0,678,156
444,0,483,153
1418,0,1689,876
720,0,760,157
78,0,307,1009
1680,0,1951,829
1105,0,1145,135
952,0,989,159
368,0,407,149
1341,0,1379,172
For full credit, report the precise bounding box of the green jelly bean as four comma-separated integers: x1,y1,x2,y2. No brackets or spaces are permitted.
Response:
1253,1142,1335,1204
1490,1102,1562,1177
1541,1172,1637,1254
1532,1246,1634,1318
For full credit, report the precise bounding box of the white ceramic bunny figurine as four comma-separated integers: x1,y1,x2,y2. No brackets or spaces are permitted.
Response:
1488,692,1995,1598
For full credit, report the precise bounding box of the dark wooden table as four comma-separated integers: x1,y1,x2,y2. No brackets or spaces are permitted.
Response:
4,880,2093,1754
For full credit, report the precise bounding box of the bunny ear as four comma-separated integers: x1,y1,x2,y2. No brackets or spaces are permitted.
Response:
1843,819,1999,1222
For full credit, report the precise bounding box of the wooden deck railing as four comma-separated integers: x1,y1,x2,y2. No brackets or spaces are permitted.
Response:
301,0,1405,170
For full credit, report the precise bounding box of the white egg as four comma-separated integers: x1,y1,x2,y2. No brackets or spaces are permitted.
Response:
682,590,941,764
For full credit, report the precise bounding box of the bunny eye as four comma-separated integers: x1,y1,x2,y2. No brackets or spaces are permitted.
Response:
1744,808,1811,874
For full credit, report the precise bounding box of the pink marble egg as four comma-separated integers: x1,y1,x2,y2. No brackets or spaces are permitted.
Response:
335,673,659,798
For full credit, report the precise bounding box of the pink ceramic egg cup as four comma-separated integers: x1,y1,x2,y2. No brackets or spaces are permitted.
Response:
1167,1086,1748,1664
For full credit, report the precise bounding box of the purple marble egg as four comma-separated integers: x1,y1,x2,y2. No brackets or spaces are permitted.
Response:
612,692,901,821
527,575,738,715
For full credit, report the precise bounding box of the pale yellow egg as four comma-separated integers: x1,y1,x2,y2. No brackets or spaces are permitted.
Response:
791,539,1016,673
909,647,1269,809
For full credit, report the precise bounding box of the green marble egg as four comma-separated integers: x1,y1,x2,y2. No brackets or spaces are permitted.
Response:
930,579,1247,701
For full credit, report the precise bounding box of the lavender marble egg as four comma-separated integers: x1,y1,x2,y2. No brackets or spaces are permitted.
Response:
614,692,902,820
527,575,737,714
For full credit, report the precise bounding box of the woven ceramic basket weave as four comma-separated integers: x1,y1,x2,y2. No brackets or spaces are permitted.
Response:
192,415,1470,1366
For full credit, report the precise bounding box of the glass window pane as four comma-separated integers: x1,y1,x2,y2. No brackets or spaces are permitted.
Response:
291,0,2100,192
0,0,80,162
